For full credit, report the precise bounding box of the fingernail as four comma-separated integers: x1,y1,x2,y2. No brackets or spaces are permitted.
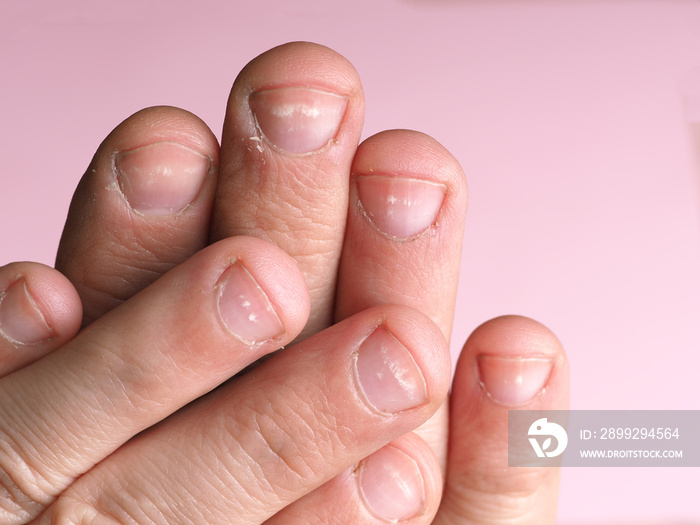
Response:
477,355,553,406
356,175,446,240
357,445,425,522
0,278,54,345
217,261,284,345
249,87,348,154
354,326,428,414
116,141,211,216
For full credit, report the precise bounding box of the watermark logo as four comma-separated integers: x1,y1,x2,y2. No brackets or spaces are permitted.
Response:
528,417,568,458
509,410,699,467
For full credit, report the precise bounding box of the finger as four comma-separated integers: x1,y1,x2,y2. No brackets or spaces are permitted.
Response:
211,41,365,340
336,130,467,337
265,433,443,525
0,237,309,524
0,262,81,375
435,315,570,525
335,129,468,469
42,306,450,525
55,106,219,325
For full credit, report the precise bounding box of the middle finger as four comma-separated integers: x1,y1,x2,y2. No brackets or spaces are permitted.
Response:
210,42,365,340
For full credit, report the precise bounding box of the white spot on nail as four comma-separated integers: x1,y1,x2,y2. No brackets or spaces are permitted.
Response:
383,346,414,393
272,104,321,119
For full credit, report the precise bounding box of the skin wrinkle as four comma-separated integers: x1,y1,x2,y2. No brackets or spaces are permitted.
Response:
193,419,254,522
0,395,66,523
251,392,316,484
463,465,549,498
133,457,187,525
236,190,338,262
0,449,45,523
362,255,434,307
232,153,343,243
450,483,541,524
228,412,291,514
114,221,195,267
46,494,121,525
180,444,239,524
218,379,346,517
74,192,207,314
288,381,345,465
79,231,187,323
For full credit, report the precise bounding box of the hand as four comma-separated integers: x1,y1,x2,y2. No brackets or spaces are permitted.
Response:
0,42,569,524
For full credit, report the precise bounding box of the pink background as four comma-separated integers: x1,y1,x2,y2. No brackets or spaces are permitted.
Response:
2,1,699,522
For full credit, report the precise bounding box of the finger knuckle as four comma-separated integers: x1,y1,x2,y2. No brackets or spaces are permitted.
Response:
0,432,55,524
41,494,122,525
225,384,341,500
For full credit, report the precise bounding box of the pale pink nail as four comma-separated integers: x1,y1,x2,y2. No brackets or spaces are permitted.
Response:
249,87,348,154
217,262,284,345
116,141,211,216
354,326,428,414
356,175,446,240
0,278,54,345
358,445,425,522
477,355,553,406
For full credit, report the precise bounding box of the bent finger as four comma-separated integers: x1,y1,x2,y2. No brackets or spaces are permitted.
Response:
41,306,450,524
0,237,308,524
335,129,468,469
0,262,81,376
435,315,570,524
265,433,443,524
55,106,219,325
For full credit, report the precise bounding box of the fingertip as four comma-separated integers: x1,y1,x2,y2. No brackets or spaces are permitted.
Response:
351,129,469,237
224,40,364,164
213,236,312,345
111,106,220,163
357,432,444,524
436,315,569,524
0,262,82,374
379,305,452,410
455,314,569,410
236,41,364,102
57,105,220,324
